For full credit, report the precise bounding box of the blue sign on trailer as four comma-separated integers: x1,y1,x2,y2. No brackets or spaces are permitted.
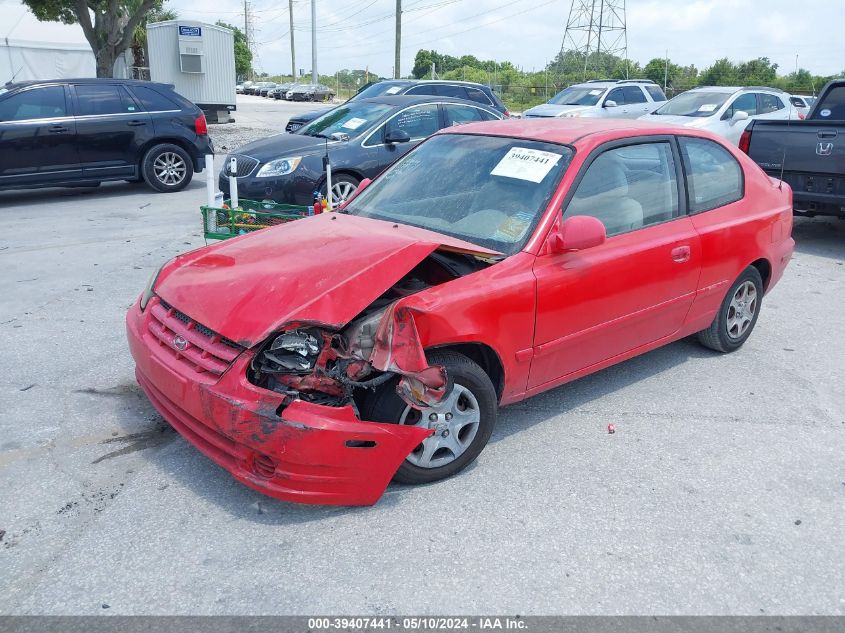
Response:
179,25,202,36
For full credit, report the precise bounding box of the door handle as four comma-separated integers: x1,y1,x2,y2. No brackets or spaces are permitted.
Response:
127,120,147,127
817,129,837,139
671,245,691,263
48,125,68,133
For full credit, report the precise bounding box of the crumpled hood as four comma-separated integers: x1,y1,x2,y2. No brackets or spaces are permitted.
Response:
523,104,590,118
639,113,709,128
155,213,500,348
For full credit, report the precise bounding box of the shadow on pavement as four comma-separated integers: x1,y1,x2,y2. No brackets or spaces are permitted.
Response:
793,216,845,261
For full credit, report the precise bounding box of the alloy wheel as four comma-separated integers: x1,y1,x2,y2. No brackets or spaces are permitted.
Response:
398,384,481,469
726,280,757,339
153,152,187,186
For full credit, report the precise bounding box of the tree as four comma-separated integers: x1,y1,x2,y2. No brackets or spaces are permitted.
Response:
216,21,252,80
23,0,161,77
132,4,176,72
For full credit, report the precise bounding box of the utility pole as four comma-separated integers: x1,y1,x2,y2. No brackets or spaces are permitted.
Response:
560,0,627,80
663,49,668,92
289,0,296,79
394,0,401,79
311,0,318,83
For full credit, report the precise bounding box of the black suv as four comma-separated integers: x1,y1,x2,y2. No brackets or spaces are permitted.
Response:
0,78,213,193
284,79,509,132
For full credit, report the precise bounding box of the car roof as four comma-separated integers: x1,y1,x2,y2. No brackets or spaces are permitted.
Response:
5,78,174,90
436,117,716,146
689,85,785,94
354,94,497,108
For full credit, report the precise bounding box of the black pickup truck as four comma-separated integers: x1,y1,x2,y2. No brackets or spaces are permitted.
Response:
742,79,845,217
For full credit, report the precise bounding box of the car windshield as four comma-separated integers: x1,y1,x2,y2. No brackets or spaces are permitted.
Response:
299,101,392,139
548,86,606,106
344,134,573,254
350,82,406,101
654,91,732,117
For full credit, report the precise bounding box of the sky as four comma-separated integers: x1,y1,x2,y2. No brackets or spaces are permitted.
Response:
136,0,845,78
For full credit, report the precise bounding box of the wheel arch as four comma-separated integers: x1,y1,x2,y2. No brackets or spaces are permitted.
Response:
138,138,200,172
317,168,367,189
427,342,505,401
749,257,772,291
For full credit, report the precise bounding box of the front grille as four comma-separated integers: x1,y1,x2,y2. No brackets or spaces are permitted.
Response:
285,122,302,132
148,299,243,376
223,154,259,177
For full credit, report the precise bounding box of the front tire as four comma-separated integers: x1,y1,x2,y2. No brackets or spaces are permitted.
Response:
697,266,763,353
365,351,498,485
142,143,193,193
320,173,360,207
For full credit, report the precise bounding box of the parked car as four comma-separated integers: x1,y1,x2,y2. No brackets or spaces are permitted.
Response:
640,86,798,145
270,83,294,99
0,78,212,193
130,117,794,506
285,79,509,133
245,81,273,96
522,79,666,119
284,83,334,102
258,83,277,98
220,95,503,205
236,84,244,94
742,80,845,218
789,94,816,119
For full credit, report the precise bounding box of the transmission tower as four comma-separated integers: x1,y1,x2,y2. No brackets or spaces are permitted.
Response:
243,0,257,79
559,0,628,80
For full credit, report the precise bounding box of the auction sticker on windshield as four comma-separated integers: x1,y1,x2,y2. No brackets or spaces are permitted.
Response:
385,86,402,95
698,104,718,112
491,147,562,183
342,117,368,130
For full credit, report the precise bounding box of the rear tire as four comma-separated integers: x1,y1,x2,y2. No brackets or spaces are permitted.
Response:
364,351,498,485
142,143,193,193
697,266,763,353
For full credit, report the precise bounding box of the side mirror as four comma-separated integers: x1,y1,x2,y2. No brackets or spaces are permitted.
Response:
337,177,371,210
549,215,607,253
604,99,618,108
384,129,411,144
731,110,749,124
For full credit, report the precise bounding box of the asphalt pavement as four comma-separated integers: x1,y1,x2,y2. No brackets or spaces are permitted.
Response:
0,97,843,615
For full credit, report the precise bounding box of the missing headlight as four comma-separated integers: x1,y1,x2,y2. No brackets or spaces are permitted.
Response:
259,329,322,374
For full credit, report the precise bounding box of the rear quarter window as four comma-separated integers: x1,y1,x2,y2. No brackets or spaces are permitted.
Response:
813,85,845,119
130,86,182,112
646,86,667,102
678,137,743,213
466,87,493,106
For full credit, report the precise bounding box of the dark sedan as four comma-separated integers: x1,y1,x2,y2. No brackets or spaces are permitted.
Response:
284,79,510,132
220,95,502,205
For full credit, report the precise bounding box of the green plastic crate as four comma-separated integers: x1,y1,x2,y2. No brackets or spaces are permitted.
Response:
201,198,311,240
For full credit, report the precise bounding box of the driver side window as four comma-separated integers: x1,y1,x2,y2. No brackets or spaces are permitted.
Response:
723,93,758,119
605,88,625,106
564,142,679,236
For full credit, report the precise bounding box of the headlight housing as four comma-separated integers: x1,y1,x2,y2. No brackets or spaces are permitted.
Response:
561,111,583,118
260,329,323,373
139,263,165,311
256,156,302,178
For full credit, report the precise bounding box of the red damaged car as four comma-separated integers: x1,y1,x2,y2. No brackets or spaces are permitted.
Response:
126,119,794,506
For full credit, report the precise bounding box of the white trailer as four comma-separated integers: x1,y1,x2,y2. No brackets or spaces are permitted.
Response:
147,20,236,123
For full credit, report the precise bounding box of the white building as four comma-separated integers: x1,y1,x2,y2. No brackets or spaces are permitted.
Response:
1,2,96,82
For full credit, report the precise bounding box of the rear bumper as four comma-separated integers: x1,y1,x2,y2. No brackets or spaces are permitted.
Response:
126,300,431,506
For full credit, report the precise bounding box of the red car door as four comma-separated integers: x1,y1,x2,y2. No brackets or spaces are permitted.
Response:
528,139,702,392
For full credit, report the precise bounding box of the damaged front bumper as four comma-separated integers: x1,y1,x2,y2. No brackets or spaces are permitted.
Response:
126,301,433,506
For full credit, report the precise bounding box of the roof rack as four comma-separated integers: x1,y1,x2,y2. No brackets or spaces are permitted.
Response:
741,86,787,93
585,79,614,83
617,79,657,84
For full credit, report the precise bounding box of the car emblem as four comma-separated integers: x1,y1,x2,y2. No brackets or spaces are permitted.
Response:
817,142,834,156
173,335,188,351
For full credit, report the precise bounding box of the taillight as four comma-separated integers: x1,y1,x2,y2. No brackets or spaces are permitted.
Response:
195,114,208,136
798,112,806,120
504,110,511,118
738,128,752,154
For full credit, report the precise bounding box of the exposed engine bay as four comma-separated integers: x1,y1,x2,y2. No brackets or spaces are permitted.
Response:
248,250,493,410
